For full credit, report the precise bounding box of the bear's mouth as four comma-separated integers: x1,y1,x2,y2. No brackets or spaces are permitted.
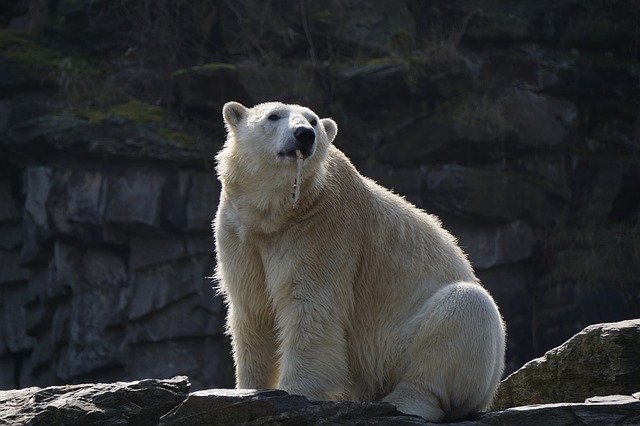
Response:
279,147,314,160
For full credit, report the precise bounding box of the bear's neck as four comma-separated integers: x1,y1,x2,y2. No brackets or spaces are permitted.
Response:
218,153,327,234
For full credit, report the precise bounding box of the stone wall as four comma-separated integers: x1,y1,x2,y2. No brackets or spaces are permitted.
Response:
0,142,233,390
1,0,639,390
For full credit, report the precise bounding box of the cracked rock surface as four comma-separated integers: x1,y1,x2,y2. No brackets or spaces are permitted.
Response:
1,321,639,425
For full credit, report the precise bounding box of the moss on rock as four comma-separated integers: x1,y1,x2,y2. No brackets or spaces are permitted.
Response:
0,29,64,68
157,128,195,146
75,100,166,124
109,100,166,123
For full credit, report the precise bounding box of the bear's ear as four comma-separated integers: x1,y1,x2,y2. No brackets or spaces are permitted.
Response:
321,118,338,144
222,102,247,128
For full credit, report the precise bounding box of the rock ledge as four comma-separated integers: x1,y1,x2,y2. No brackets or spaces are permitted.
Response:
1,380,638,425
1,320,639,425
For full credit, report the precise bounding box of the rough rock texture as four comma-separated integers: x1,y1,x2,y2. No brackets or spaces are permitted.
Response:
160,389,412,426
1,378,639,426
480,395,640,426
0,322,639,424
492,319,640,411
159,389,640,426
0,376,190,426
1,0,639,391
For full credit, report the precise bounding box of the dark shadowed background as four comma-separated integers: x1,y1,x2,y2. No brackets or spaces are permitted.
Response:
0,0,638,391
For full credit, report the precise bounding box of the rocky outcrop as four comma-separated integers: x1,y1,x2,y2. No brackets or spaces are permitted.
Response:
1,378,638,425
0,376,190,425
1,321,638,425
160,389,640,426
492,319,640,410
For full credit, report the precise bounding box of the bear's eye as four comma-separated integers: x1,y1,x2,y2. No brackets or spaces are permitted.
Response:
268,114,280,121
309,119,318,126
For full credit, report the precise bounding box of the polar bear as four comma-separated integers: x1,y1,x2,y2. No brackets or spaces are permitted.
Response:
213,101,505,422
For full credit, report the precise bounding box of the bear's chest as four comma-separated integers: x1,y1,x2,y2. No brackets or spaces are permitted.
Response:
252,228,318,304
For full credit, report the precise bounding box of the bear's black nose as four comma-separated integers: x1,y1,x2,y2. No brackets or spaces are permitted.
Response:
294,127,315,155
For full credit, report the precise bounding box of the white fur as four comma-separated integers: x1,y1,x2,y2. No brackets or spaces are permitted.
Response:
214,101,506,422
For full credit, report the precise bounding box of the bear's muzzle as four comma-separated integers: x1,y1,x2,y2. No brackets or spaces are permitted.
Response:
293,126,315,158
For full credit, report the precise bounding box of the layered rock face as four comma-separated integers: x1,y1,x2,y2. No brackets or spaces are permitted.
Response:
1,0,639,391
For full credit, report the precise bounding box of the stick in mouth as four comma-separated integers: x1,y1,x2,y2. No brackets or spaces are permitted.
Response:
292,149,304,210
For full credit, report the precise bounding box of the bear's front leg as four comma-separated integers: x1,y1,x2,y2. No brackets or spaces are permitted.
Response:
227,302,279,389
274,280,350,401
223,268,279,389
216,220,279,390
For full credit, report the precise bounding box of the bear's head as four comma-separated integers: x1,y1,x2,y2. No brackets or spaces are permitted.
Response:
217,101,339,213
221,101,338,167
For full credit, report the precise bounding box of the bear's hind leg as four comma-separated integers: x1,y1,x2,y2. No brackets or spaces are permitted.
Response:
383,281,505,422
383,382,446,421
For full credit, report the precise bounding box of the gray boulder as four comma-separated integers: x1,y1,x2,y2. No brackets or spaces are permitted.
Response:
482,394,640,426
492,319,640,410
0,376,190,426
